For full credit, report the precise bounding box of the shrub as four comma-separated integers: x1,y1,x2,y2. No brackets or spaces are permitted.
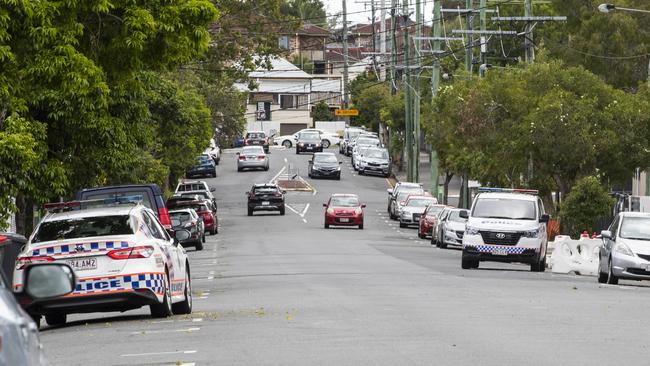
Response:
560,176,614,237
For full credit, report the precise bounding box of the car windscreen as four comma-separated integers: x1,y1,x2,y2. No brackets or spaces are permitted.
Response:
449,210,468,222
346,130,362,139
365,150,388,159
472,198,537,220
197,156,212,164
300,132,320,140
181,192,208,199
427,206,444,215
619,217,650,240
178,184,206,192
170,212,191,224
176,203,209,213
242,146,264,154
246,132,265,139
396,191,421,202
314,154,337,163
406,199,435,207
254,187,279,195
32,215,134,243
330,196,359,207
356,138,379,146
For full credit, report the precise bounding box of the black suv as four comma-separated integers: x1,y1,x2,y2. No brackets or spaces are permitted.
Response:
296,131,323,154
246,184,285,216
245,131,269,153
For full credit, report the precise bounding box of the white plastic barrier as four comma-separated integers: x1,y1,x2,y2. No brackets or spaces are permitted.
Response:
548,236,602,276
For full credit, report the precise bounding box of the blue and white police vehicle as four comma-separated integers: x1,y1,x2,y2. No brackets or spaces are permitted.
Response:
13,196,193,326
459,188,550,272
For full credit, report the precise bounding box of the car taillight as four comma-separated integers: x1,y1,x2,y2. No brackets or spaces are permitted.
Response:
0,235,6,243
16,256,54,270
239,155,246,160
245,139,251,145
258,155,265,159
158,207,171,229
107,246,154,260
273,192,282,197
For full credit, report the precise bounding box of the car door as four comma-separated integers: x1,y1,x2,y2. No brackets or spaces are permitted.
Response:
601,215,620,271
143,211,184,289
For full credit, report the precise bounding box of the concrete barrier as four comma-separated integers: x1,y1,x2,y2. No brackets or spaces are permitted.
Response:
548,236,602,276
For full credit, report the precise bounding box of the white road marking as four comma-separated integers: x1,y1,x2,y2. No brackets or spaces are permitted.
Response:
121,350,197,357
302,218,308,223
285,204,300,215
300,203,310,217
269,166,287,183
131,327,200,335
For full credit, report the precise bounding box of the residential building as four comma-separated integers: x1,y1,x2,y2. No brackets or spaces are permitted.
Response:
278,22,331,75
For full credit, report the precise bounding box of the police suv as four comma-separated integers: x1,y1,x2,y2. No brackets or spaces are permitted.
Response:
460,188,549,272
13,196,193,326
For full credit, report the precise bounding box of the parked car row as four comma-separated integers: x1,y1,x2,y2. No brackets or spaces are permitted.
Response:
338,127,391,178
274,128,340,150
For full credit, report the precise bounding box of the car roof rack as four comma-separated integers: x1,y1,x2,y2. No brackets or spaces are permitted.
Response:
477,187,539,195
44,195,144,212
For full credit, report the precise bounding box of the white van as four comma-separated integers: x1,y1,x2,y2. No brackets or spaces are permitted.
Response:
460,188,550,271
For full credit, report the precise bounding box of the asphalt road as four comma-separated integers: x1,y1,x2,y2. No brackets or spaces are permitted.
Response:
40,146,650,366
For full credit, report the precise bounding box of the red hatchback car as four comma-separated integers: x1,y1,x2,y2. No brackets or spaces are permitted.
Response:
418,204,448,239
323,194,365,229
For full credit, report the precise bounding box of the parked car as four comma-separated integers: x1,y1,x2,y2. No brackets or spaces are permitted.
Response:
387,182,424,220
186,155,217,178
175,180,218,211
399,195,439,228
244,131,270,153
296,130,323,154
323,194,365,229
431,207,452,244
13,198,193,326
434,208,469,248
1,232,27,284
347,135,380,156
169,208,205,250
460,187,549,271
340,127,365,155
167,197,218,235
418,204,448,239
246,184,285,216
308,152,342,180
232,136,245,148
275,128,340,149
356,147,391,177
351,146,372,171
75,183,172,229
598,211,650,284
203,146,220,165
2,262,76,364
237,146,269,172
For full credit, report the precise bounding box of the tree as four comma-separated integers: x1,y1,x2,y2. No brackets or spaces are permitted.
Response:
290,54,314,74
353,83,390,132
560,176,615,237
280,0,328,28
312,101,332,122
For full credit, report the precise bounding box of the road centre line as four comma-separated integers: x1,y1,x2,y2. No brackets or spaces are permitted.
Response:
121,350,197,357
130,327,200,335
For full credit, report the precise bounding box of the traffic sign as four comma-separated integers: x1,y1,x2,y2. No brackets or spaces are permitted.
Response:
335,109,359,117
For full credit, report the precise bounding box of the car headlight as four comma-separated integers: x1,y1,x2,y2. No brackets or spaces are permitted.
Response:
299,143,304,146
445,229,457,239
614,242,635,257
465,226,479,236
355,207,362,215
326,207,334,214
522,228,540,238
316,143,321,147
336,166,341,171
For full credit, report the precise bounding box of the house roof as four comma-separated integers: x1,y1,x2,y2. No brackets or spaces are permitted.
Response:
248,57,312,79
300,22,330,36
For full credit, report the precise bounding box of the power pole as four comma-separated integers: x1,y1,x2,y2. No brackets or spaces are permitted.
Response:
390,0,397,95
412,0,422,183
429,0,443,200
342,0,350,111
403,0,414,182
479,0,487,75
465,0,474,72
371,0,377,72
524,0,534,63
380,0,386,80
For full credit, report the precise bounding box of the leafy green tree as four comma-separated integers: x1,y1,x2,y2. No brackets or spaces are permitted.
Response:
290,54,314,74
281,0,328,28
560,176,615,237
353,83,390,132
312,101,332,122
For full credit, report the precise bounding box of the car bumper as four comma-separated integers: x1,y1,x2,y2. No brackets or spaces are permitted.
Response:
187,169,213,177
27,289,160,315
420,222,433,236
400,214,421,226
325,215,363,226
249,202,283,211
359,165,390,175
611,255,650,280
462,235,539,263
238,161,267,169
311,169,340,178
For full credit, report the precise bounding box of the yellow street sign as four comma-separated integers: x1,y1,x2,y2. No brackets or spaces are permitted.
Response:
335,109,359,116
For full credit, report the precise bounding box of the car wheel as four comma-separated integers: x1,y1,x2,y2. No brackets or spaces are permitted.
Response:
150,272,173,318
359,223,364,230
597,268,608,283
202,234,206,243
296,148,300,154
283,140,292,148
45,313,67,326
29,313,41,328
418,232,425,239
248,208,253,216
264,165,269,171
399,222,406,228
212,170,217,177
172,267,192,315
324,223,329,229
336,174,341,181
531,254,545,272
195,240,203,251
439,241,448,249
461,255,476,270
322,140,330,149
607,258,619,285
237,167,242,172
212,226,218,235
280,206,285,216
359,169,364,175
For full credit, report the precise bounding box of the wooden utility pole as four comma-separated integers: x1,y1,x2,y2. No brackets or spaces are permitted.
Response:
403,0,414,181
390,0,397,95
413,0,422,182
524,0,534,63
342,0,349,109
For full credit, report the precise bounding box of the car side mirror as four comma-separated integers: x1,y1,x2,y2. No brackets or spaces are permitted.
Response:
21,263,76,300
171,218,181,227
323,203,327,207
339,161,342,164
539,214,550,223
459,210,469,219
601,230,612,239
236,152,240,155
173,229,191,243
210,187,216,192
197,217,204,222
361,204,367,208
387,188,393,195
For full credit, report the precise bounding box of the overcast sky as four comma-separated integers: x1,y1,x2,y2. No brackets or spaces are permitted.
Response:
324,0,434,25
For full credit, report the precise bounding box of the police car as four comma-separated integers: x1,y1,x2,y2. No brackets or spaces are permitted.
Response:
459,188,550,272
13,196,193,326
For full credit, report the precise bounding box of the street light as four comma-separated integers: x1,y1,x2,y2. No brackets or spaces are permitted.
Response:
598,3,650,14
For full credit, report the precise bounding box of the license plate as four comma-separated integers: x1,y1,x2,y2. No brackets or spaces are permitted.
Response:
262,201,270,206
340,218,349,223
67,258,97,271
306,147,313,150
491,249,508,256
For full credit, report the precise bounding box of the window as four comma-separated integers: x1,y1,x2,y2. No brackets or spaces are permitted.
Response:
142,211,165,240
33,215,134,243
280,95,297,109
278,35,289,49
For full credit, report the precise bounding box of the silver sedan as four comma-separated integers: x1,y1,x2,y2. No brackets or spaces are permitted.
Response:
237,146,269,172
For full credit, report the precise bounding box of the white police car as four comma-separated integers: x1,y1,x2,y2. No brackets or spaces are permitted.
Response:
13,197,193,326
460,188,549,272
